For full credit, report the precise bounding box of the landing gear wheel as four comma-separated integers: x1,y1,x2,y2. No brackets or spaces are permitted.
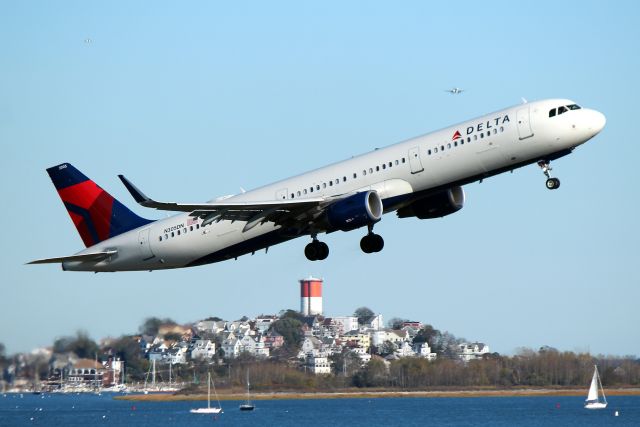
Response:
305,240,329,261
360,233,384,253
545,177,560,190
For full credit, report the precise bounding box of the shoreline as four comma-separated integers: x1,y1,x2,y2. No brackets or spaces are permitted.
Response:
115,388,640,402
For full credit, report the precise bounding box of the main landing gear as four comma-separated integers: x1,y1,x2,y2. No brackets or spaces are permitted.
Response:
305,238,329,261
538,160,560,190
360,225,384,254
304,226,385,261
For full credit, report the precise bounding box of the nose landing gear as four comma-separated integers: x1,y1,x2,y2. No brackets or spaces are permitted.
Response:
538,160,560,190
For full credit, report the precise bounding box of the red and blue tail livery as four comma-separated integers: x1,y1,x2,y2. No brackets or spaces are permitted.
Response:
47,163,152,247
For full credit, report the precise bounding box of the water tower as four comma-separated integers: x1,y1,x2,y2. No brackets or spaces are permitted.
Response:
299,276,323,316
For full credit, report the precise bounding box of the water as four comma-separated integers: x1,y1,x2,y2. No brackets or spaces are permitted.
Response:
1,393,638,426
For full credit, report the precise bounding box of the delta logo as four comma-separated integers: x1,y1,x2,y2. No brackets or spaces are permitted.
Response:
451,130,462,140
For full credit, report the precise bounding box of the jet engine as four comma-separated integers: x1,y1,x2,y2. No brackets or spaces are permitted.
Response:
396,186,465,219
327,190,383,231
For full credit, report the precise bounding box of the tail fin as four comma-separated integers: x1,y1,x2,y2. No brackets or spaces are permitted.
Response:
47,163,153,247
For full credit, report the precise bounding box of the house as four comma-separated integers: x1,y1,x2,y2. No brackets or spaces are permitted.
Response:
66,358,105,389
305,353,331,375
332,316,359,334
413,343,437,361
458,342,490,362
190,338,216,361
263,330,284,349
222,337,241,359
254,316,278,334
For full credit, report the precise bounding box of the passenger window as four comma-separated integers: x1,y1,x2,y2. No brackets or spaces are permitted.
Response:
310,187,313,193
467,137,471,143
323,183,326,188
177,229,181,235
480,133,484,138
353,173,357,178
165,234,169,239
382,164,386,169
190,226,193,231
454,141,457,147
159,236,162,242
291,193,295,198
402,158,406,163
388,162,392,167
304,189,307,194
434,147,438,153
316,185,320,190
447,143,451,149
343,176,346,182
440,145,444,151
460,140,464,145
549,108,556,117
329,181,333,186
376,166,380,171
395,160,399,165
428,149,432,155
493,129,497,135
196,224,200,229
500,126,504,132
335,179,339,184
362,170,366,176
171,232,175,237
369,168,373,173
474,135,478,141
297,191,301,196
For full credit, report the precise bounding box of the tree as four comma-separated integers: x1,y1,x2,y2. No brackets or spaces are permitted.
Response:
352,358,388,387
105,336,147,380
354,307,375,326
412,325,441,348
139,317,176,336
387,317,407,330
270,318,303,350
379,340,398,356
53,331,99,359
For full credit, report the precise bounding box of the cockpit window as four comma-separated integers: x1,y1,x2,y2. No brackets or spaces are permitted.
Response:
567,104,581,110
558,106,568,115
549,108,556,117
550,104,581,118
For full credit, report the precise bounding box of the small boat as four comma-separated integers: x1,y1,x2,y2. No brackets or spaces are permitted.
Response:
239,371,255,411
190,372,223,414
584,365,607,409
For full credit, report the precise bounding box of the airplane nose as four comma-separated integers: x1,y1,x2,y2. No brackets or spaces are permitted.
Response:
588,110,606,134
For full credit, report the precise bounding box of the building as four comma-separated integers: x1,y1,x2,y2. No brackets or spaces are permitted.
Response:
458,342,490,362
300,276,323,316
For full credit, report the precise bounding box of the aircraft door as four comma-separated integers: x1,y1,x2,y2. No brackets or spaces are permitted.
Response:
138,228,155,259
517,107,534,140
408,146,424,174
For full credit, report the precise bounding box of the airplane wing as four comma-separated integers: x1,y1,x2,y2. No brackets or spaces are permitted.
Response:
28,250,118,265
118,175,336,232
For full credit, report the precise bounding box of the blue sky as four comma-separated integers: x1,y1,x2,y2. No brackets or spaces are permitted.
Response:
2,1,639,356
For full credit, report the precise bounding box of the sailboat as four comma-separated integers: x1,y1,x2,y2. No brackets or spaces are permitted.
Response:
190,372,223,414
239,371,255,411
584,365,607,409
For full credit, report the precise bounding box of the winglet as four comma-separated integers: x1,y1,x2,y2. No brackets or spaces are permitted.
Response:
118,175,153,206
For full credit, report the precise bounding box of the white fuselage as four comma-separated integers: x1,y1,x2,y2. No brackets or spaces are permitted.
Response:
64,98,605,271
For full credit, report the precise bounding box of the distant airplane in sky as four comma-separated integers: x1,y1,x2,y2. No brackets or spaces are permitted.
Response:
446,87,464,94
29,99,605,272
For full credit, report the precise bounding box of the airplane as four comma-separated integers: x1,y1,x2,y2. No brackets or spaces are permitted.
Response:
446,87,464,94
29,98,606,272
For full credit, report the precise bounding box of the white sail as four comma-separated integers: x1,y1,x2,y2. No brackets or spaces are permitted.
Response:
586,369,599,402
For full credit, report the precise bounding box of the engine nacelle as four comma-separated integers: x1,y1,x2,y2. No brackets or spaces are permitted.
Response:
397,186,465,219
327,191,383,231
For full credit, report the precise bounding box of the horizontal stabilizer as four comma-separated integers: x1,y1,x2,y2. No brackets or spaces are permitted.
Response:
27,250,117,265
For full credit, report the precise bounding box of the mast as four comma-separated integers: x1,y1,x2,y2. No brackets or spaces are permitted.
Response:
596,365,607,404
207,372,211,409
152,359,156,388
246,370,250,404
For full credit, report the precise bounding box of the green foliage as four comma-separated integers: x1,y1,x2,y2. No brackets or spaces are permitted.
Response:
139,317,176,336
270,317,303,350
354,307,375,325
53,330,99,359
352,358,388,387
105,336,146,380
